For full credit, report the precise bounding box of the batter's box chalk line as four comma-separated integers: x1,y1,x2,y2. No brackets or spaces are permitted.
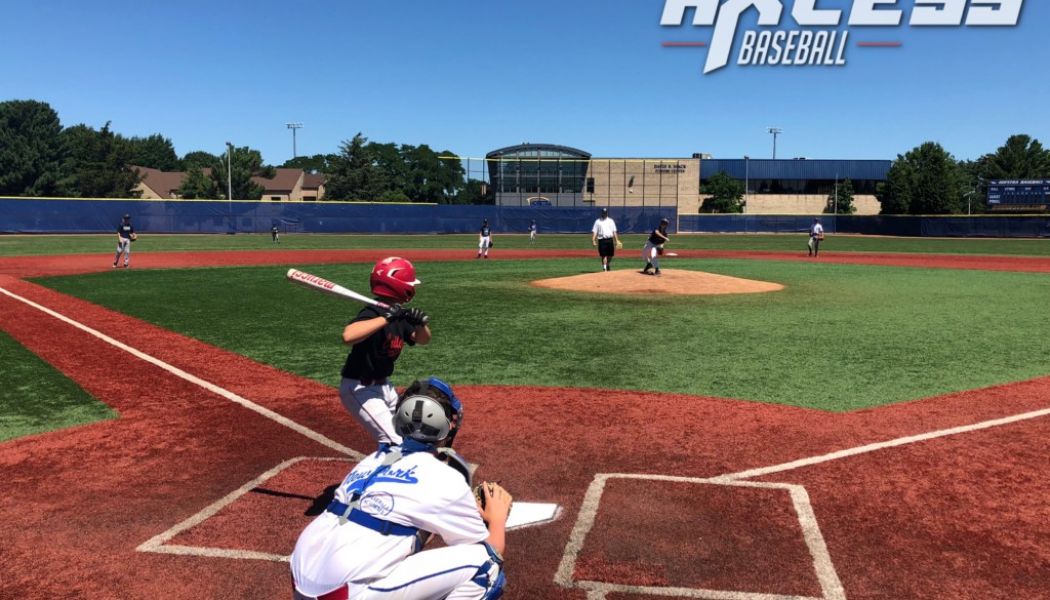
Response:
557,473,845,600
137,456,562,562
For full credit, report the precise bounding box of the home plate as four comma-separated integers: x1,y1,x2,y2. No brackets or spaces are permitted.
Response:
507,502,560,529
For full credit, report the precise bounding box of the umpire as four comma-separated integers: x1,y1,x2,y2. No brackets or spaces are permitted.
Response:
591,208,620,272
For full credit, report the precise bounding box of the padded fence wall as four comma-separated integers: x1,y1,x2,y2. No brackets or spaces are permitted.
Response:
679,215,1050,238
3,198,1048,238
0,198,677,235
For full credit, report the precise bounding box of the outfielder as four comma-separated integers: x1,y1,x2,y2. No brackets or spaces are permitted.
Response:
113,213,136,268
641,218,670,276
291,378,512,600
272,224,280,244
340,257,431,445
808,218,825,257
477,219,493,259
528,220,537,245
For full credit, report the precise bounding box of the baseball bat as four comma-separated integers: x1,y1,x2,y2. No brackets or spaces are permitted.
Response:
286,268,389,308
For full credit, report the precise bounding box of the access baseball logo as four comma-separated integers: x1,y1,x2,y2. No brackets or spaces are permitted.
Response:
661,0,1024,73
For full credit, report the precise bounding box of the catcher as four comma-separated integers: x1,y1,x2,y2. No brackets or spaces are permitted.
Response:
641,217,671,276
113,213,136,268
291,377,512,600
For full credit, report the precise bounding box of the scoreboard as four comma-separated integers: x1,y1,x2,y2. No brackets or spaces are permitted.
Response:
987,180,1050,206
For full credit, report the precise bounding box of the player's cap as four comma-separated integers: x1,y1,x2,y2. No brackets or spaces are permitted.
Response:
600,208,608,216
122,214,131,219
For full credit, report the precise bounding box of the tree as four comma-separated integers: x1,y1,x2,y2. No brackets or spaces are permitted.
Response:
699,171,744,213
0,99,70,196
826,178,856,214
126,134,179,171
324,134,374,200
178,167,219,199
454,179,490,205
210,145,270,200
62,122,141,198
282,153,337,173
181,151,219,171
978,134,1050,181
878,142,965,214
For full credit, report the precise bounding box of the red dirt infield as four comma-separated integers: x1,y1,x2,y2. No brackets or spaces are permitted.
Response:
2,250,1049,599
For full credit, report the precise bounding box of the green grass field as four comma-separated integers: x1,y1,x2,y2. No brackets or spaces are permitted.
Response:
34,258,1050,412
0,329,117,442
2,232,1050,257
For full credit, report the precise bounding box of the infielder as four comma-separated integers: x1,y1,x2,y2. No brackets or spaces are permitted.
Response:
641,218,671,276
477,219,493,259
808,218,825,257
340,257,430,445
591,208,620,272
113,213,136,268
291,378,512,600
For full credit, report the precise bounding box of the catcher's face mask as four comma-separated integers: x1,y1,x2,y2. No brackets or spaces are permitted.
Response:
393,377,463,447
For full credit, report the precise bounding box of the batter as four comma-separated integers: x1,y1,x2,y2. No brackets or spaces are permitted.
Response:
340,257,431,445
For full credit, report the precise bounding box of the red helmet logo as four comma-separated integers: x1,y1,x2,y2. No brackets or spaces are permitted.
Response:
370,257,420,303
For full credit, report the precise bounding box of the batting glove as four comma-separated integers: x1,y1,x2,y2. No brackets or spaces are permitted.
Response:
378,303,404,322
405,308,430,327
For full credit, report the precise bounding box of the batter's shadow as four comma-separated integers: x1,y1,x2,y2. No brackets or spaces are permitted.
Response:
249,483,339,516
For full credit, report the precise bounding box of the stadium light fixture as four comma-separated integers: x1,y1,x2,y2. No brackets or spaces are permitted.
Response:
286,122,304,159
768,128,783,159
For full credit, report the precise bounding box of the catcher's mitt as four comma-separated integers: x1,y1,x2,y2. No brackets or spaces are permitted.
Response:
474,481,512,512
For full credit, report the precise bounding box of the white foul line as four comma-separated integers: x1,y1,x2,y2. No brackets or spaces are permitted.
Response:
713,404,1050,483
0,285,365,461
559,398,1050,599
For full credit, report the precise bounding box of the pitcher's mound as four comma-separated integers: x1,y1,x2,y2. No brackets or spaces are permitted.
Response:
531,269,783,296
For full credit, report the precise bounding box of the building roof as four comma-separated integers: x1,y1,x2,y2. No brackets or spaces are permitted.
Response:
251,168,304,193
302,173,326,190
486,144,591,160
701,159,892,181
134,166,188,197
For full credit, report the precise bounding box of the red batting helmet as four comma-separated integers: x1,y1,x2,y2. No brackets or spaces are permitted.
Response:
370,257,421,303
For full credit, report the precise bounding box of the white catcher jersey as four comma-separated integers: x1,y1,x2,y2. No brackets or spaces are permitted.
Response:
291,448,489,597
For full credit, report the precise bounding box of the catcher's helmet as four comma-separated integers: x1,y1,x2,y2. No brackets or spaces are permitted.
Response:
370,257,420,304
393,377,464,446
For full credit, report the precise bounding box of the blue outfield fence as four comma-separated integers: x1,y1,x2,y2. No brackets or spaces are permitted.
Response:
0,198,677,235
682,214,1050,238
1,198,1048,238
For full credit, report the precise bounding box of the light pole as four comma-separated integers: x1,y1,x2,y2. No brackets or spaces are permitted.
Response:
744,155,750,213
286,122,303,159
225,142,233,202
768,127,782,159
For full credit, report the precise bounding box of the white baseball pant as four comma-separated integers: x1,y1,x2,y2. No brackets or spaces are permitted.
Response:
339,378,402,445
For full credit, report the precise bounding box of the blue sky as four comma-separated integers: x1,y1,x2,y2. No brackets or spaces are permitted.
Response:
3,0,1046,166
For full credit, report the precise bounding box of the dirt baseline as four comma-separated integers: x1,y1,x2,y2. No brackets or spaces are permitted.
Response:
531,268,784,296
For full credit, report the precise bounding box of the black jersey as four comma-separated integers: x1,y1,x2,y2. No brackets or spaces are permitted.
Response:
480,225,492,237
341,305,417,380
648,228,667,245
118,223,135,239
